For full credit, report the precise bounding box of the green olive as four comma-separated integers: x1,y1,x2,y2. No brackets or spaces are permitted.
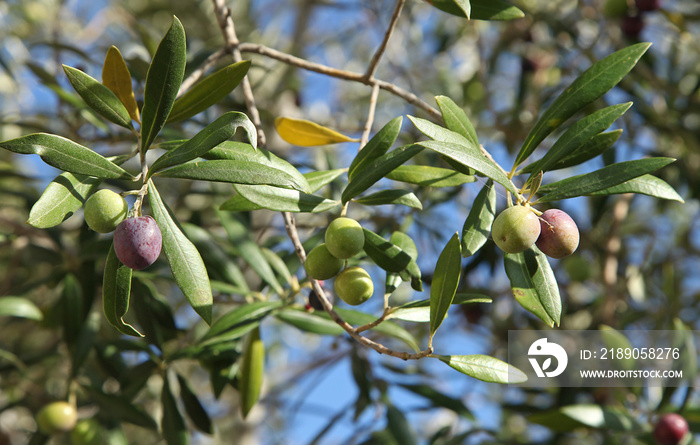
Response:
325,217,364,259
70,419,102,445
36,401,77,434
305,243,344,280
84,189,128,233
492,205,541,254
334,266,373,306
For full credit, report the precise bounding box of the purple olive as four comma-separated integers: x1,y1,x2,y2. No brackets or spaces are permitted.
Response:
654,413,689,445
636,0,660,12
536,209,580,259
114,216,162,270
621,14,644,38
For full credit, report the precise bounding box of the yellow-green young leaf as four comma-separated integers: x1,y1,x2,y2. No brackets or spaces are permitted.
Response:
0,297,43,321
102,46,140,123
275,117,359,146
239,326,264,419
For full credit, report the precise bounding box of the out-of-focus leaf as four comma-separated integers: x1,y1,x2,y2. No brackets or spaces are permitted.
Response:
103,244,142,337
354,189,422,209
0,133,132,179
149,112,257,175
275,116,358,146
351,348,373,420
227,184,340,213
60,274,83,345
587,174,684,202
363,228,422,291
84,386,158,429
388,293,492,323
386,165,475,187
600,325,635,370
161,374,188,445
63,65,132,128
28,172,100,228
103,46,140,122
435,95,478,146
399,383,472,418
461,180,496,257
525,103,632,184
140,16,187,152
169,60,251,122
521,130,622,174
0,296,43,320
328,308,420,352
514,43,651,167
275,308,345,336
261,248,293,285
239,326,265,418
429,233,461,338
387,404,417,445
176,374,213,435
132,278,179,347
149,181,212,324
558,405,638,431
343,144,423,203
349,116,403,181
537,158,676,202
436,354,527,383
428,0,524,20
218,212,283,295
305,169,347,192
70,311,100,377
504,247,561,327
200,301,282,346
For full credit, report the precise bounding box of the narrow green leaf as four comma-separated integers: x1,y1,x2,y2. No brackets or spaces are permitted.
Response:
176,374,213,435
504,247,561,327
343,144,423,204
521,130,622,174
0,297,43,320
70,311,100,377
205,142,309,193
587,174,684,202
84,386,158,429
161,374,189,445
435,95,478,146
260,248,293,285
217,193,263,212
428,0,524,20
217,212,283,295
454,0,471,18
348,116,402,181
350,348,372,421
363,228,422,291
239,326,265,419
228,184,340,213
140,16,187,152
28,172,100,228
305,169,347,192
600,325,635,370
429,233,462,337
525,103,632,184
200,301,282,345
354,189,423,209
276,308,345,336
399,384,472,418
537,157,675,203
417,140,517,195
168,60,251,122
60,274,83,345
386,405,417,445
156,159,308,191
63,65,132,128
0,133,132,179
436,354,527,383
148,181,213,325
461,180,496,257
102,45,140,123
389,293,492,323
131,278,179,347
386,231,420,294
514,43,651,167
149,112,257,175
386,165,475,187
103,244,142,337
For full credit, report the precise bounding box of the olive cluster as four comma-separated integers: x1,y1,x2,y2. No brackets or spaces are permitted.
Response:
492,205,580,259
84,190,162,270
36,402,101,444
304,217,374,306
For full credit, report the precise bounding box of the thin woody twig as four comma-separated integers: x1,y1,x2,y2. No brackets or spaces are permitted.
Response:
359,83,380,147
178,48,228,97
364,0,406,81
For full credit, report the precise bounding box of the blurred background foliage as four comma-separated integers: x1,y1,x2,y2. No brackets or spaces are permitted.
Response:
0,0,699,443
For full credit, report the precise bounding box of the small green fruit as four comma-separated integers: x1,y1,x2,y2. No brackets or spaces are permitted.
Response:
84,189,128,233
325,217,364,259
492,205,541,254
334,266,373,306
70,419,102,445
305,244,344,280
36,401,77,434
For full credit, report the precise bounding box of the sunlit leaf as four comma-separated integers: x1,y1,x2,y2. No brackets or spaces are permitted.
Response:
436,354,527,383
63,65,132,128
349,116,402,181
429,233,462,338
435,95,478,146
521,130,622,174
239,327,265,419
386,165,475,187
276,308,345,336
28,172,100,228
363,228,422,291
103,244,142,337
200,301,282,346
461,180,496,257
275,116,358,146
586,174,684,202
427,0,524,20
354,189,422,209
228,184,340,213
0,296,43,320
389,294,491,323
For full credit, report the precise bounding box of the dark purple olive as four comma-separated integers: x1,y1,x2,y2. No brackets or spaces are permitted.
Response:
114,216,162,270
621,14,645,38
654,413,689,445
536,209,579,259
636,0,660,12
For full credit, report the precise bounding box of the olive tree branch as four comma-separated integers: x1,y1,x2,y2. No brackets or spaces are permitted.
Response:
364,0,405,81
178,48,228,96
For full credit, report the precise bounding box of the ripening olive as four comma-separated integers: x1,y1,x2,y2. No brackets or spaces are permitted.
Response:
653,413,689,445
334,266,373,306
36,401,77,435
84,189,128,233
325,217,365,259
492,206,541,254
113,216,162,270
536,209,579,259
